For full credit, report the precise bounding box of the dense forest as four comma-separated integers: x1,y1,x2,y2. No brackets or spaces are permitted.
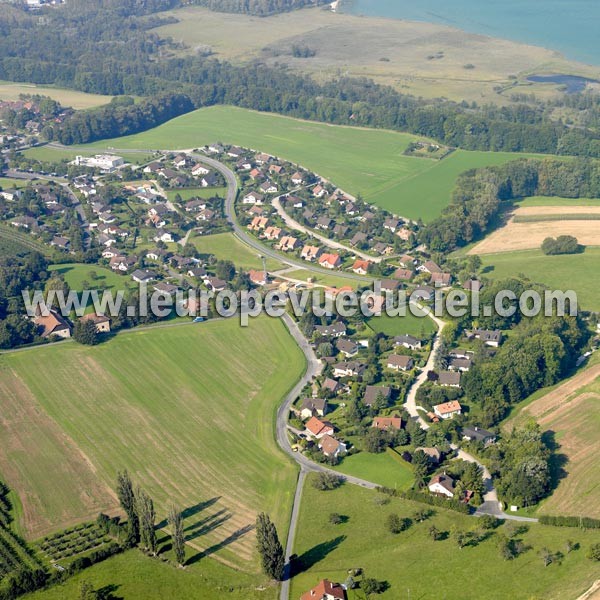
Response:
2,2,600,155
422,158,600,252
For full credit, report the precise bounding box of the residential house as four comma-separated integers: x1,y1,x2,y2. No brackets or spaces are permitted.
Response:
299,398,328,420
393,268,413,281
300,580,346,600
11,216,37,229
383,217,401,232
372,416,403,431
363,385,392,407
173,153,189,168
248,216,269,231
196,208,215,222
335,338,359,357
191,163,210,176
242,192,264,205
351,259,370,275
301,245,322,262
467,329,503,347
291,172,304,185
333,224,349,238
263,226,282,241
269,164,284,176
462,426,496,446
143,161,163,174
448,357,471,372
249,168,264,181
312,184,326,198
154,231,177,244
333,361,366,378
33,308,71,338
321,377,341,395
185,199,207,213
416,447,441,464
207,143,224,154
318,253,341,270
305,416,334,440
418,260,442,274
187,267,207,279
206,276,227,292
463,279,482,292
430,272,452,286
380,279,400,292
373,242,393,256
433,400,462,419
51,236,70,251
316,216,333,230
277,236,300,252
428,474,455,498
154,282,179,296
399,254,415,268
255,152,272,165
315,322,346,338
227,146,244,158
436,372,462,389
350,232,367,247
131,269,157,283
396,227,413,241
318,435,347,458
395,334,422,350
386,355,414,371
200,172,218,188
80,313,111,333
248,269,268,286
259,181,278,194
236,158,252,171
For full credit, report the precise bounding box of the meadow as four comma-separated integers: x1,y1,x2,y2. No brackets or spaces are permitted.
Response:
479,247,600,311
289,477,600,600
69,105,535,221
25,549,278,600
366,312,437,338
0,317,305,571
165,186,227,202
48,263,129,292
192,232,283,271
0,81,113,110
332,450,413,490
152,7,598,105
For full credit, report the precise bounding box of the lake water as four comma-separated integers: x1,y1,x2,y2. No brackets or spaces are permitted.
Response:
340,0,600,66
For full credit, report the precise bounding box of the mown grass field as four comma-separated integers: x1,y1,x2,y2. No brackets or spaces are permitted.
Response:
0,317,304,571
192,232,283,271
505,364,600,519
49,263,129,292
70,106,535,222
517,196,600,208
0,81,113,110
479,247,600,311
289,477,600,600
332,451,413,490
165,186,227,202
366,312,437,338
25,549,278,600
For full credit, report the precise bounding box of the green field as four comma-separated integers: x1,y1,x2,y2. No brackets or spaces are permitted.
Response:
192,232,283,271
0,177,31,190
480,247,600,311
517,196,600,208
332,450,413,490
0,81,113,110
67,106,535,221
0,318,304,571
49,263,129,292
165,187,227,202
289,477,600,600
26,549,277,600
367,312,437,338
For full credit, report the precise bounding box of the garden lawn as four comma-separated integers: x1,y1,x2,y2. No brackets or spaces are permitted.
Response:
367,311,437,338
0,317,305,571
289,477,600,600
69,106,537,222
479,247,600,311
48,263,128,292
192,232,283,271
331,451,413,490
165,187,226,202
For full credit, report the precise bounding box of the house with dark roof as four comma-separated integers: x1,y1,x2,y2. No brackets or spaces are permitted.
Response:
428,473,455,498
467,329,503,347
321,377,342,395
300,398,328,420
335,338,359,357
363,385,391,407
386,355,414,371
462,426,496,445
435,372,462,389
315,321,346,338
394,334,422,350
332,361,366,378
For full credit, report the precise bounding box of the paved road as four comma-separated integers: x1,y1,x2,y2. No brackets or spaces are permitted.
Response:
272,196,382,263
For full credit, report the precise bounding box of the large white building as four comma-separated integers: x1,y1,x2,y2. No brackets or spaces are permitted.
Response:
73,154,124,172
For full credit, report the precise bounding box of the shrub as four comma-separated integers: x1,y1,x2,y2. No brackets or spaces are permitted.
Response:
329,513,343,525
311,472,343,491
587,543,600,561
541,235,582,255
386,513,411,534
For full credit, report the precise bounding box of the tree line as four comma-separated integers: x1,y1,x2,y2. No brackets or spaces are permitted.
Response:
192,0,328,16
422,157,600,253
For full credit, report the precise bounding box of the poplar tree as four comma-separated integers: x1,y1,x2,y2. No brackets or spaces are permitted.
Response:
168,504,186,566
255,512,284,581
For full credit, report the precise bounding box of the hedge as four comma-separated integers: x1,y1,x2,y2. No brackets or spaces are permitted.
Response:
376,487,472,514
539,515,600,529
